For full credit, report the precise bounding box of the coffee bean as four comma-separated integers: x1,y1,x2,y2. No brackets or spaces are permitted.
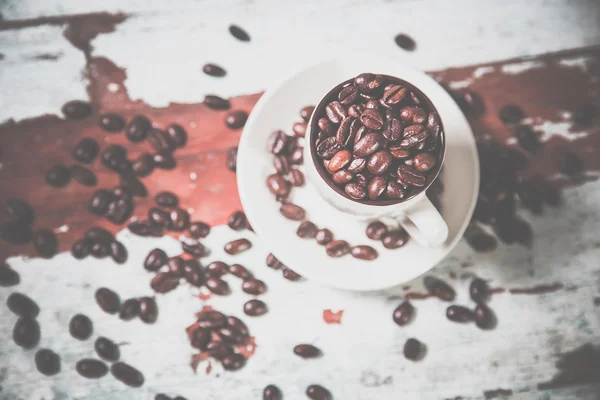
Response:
146,207,169,228
266,173,290,197
394,33,416,50
33,229,58,258
182,259,204,286
399,125,428,150
98,113,125,132
470,278,490,303
344,182,367,200
197,310,227,329
222,353,246,371
290,121,307,138
204,94,231,110
84,228,112,245
124,115,150,142
228,210,247,230
87,189,112,216
153,152,176,169
119,298,140,320
353,132,384,158
306,384,332,400
515,125,540,153
224,238,252,255
263,384,282,400
345,158,366,174
35,349,61,376
266,253,283,269
300,105,315,122
400,106,427,125
318,117,336,136
205,277,230,295
206,261,228,277
203,63,226,77
13,317,40,349
273,155,289,175
0,264,20,287
464,224,497,252
95,288,120,314
424,276,456,301
393,301,414,326
325,101,347,124
202,339,230,359
381,85,407,109
317,136,343,159
279,203,305,221
128,220,163,237
72,138,100,163
62,100,92,119
111,362,144,387
225,146,238,172
227,263,251,280
151,273,179,294
332,169,353,184
139,297,158,324
148,128,176,153
297,220,318,238
227,24,251,41
70,314,93,340
556,151,584,175
397,164,426,187
7,292,39,318
95,337,120,361
360,109,384,130
170,208,190,231
190,327,211,350
225,110,248,129
242,278,267,295
366,221,387,240
268,130,290,155
101,145,132,174
170,256,187,277
328,150,352,172
354,73,383,94
389,146,411,160
282,267,302,281
76,359,108,379
446,305,474,323
367,151,393,176
403,338,422,360
294,344,321,358
155,191,178,208
244,299,267,316
350,245,378,260
109,241,127,264
413,152,437,172
325,240,350,257
46,164,71,188
68,164,97,186
573,103,596,125
91,242,110,258
166,124,187,148
474,303,495,329
499,105,525,124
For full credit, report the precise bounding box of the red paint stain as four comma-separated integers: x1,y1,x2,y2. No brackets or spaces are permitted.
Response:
323,309,344,324
509,282,563,295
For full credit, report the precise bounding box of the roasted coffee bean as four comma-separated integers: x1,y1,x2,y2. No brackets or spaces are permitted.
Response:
344,182,367,200
205,277,230,295
190,327,211,350
397,164,426,187
228,263,251,280
105,198,133,225
166,124,187,148
7,292,39,318
182,259,204,286
95,288,120,314
197,310,227,329
355,73,383,94
142,249,167,273
263,384,282,400
95,337,120,361
69,164,97,186
226,146,238,172
244,299,267,316
111,362,144,387
446,305,474,323
131,153,154,177
5,199,34,225
300,105,315,122
206,261,228,277
266,253,283,269
91,242,110,258
242,278,267,295
286,168,305,187
282,267,302,281
382,117,402,142
267,173,291,197
85,226,113,243
125,115,151,142
33,229,58,259
204,94,231,110
119,173,147,197
218,326,246,344
35,349,61,376
556,151,584,176
351,245,378,260
273,155,289,174
339,85,358,105
228,211,247,230
109,241,127,264
148,207,170,228
317,136,343,159
155,191,178,208
297,220,318,238
318,117,336,135
222,353,246,371
348,104,364,118
394,33,416,50
463,224,497,252
325,240,350,257
347,158,366,174
151,273,179,294
328,150,352,172
382,84,408,108
88,189,112,216
355,173,368,187
0,264,20,287
399,125,427,149
185,222,210,240
98,113,125,132
573,103,596,125
225,110,248,129
474,303,495,329
325,101,347,124
393,301,414,326
228,24,251,41
515,125,540,153
366,221,388,240
424,276,456,301
470,278,490,303
76,359,108,379
332,169,353,184
139,297,158,324
403,338,422,361
13,317,40,348
400,106,427,124
413,152,437,172
128,220,163,237
119,298,140,320
203,63,226,77
72,138,100,163
360,109,384,130
390,147,411,160
294,344,321,358
148,128,176,153
0,222,32,245
153,152,176,169
224,238,252,255
367,151,393,175
366,99,381,111
353,132,385,158
201,339,229,359
499,104,525,124
70,314,93,340
268,130,289,155
170,208,190,231
46,164,71,188
62,100,91,119
101,145,132,174
280,203,305,220
306,384,332,400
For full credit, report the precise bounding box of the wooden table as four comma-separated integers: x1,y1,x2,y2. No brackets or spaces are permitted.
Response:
1,1,599,399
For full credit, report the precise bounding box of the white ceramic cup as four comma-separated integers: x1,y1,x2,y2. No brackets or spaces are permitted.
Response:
304,74,449,247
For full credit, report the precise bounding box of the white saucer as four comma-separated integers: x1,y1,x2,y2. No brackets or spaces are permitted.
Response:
237,57,479,291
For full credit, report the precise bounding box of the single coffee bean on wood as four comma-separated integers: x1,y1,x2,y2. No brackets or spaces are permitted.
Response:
46,164,71,188
225,110,248,129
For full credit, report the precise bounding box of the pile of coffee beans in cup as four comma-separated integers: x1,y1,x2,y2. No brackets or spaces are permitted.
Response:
311,73,443,202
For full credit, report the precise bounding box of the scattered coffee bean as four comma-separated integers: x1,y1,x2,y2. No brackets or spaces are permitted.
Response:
282,267,302,281
62,100,92,119
155,191,179,208
35,349,61,376
227,146,238,172
125,115,151,142
132,153,154,177
95,337,120,361
228,211,247,230
149,207,171,227
244,299,267,316
294,344,321,359
69,314,93,340
366,221,387,240
168,256,185,276
119,298,140,320
306,384,332,400
128,220,163,237
206,261,228,277
189,221,211,238
499,105,525,125
393,301,414,326
300,105,315,122
394,33,416,51
266,253,283,269
279,203,305,220
325,240,350,257
170,208,190,231
88,189,112,216
204,94,231,110
182,239,205,257
474,303,495,330
446,305,474,323
0,264,20,287
573,103,596,125
139,297,158,324
263,384,282,400
242,278,267,295
381,230,409,249
46,164,71,188
229,24,250,41
151,273,179,294
424,276,456,301
32,229,58,258
222,353,246,371
91,241,110,258
153,152,176,169
350,245,378,260
225,238,252,255
204,276,230,295
228,263,252,280
197,310,227,329
470,278,490,303
166,124,187,148
203,63,226,77
111,362,144,387
0,222,32,244
109,241,127,264
297,220,318,238
148,128,176,154
286,168,305,186
95,288,120,314
71,238,91,260
7,292,39,318
315,228,333,245
5,199,34,225
72,138,100,163
76,359,108,379
190,326,211,350
13,317,40,349
99,114,125,132
85,226,113,243
69,164,97,186
293,121,307,137
225,110,248,129
403,338,423,361
267,173,291,197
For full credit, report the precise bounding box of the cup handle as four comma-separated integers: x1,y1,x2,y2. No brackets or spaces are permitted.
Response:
392,197,448,247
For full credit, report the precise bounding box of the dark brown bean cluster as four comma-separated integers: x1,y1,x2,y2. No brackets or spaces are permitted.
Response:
94,287,158,324
265,253,303,282
70,226,127,264
311,73,443,203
